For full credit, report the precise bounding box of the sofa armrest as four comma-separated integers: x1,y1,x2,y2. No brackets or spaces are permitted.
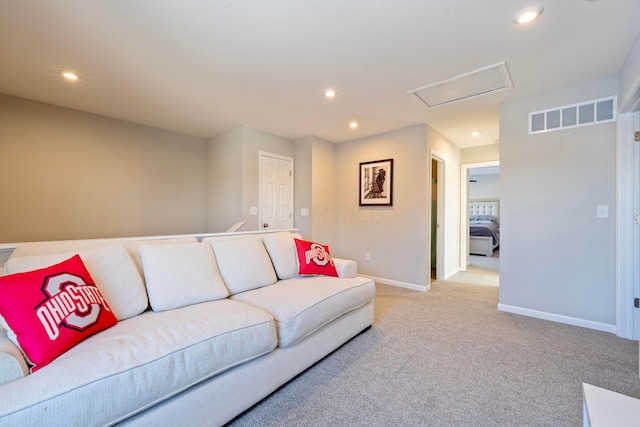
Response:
0,327,29,386
333,258,357,278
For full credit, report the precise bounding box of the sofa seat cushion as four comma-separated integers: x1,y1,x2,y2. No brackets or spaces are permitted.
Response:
0,299,276,426
230,276,375,348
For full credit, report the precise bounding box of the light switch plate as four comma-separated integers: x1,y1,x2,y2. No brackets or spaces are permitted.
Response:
249,206,257,215
301,208,309,217
596,205,609,219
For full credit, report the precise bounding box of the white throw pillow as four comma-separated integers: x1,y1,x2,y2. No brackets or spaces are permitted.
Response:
262,232,301,280
4,245,148,321
139,243,229,312
206,237,277,295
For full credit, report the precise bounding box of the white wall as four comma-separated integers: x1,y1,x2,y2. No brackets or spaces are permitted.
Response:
469,173,500,200
619,31,640,112
427,126,462,279
499,77,618,330
461,143,500,165
0,94,208,243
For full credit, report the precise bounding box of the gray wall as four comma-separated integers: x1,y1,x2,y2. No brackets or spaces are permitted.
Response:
208,126,294,232
242,127,294,231
2,95,462,291
0,94,208,242
335,125,429,287
207,127,243,232
294,137,314,240
499,76,618,327
311,137,337,248
294,135,337,246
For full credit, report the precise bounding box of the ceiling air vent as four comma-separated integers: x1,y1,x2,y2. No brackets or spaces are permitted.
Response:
529,96,617,134
407,62,513,109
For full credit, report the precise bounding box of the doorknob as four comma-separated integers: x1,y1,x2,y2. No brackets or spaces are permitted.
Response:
263,223,269,228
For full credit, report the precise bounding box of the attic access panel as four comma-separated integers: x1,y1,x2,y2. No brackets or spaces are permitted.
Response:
407,62,514,108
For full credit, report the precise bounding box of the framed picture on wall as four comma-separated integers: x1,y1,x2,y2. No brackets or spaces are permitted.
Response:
359,158,393,206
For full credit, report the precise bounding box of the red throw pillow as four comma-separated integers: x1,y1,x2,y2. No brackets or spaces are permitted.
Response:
0,254,117,372
294,238,338,277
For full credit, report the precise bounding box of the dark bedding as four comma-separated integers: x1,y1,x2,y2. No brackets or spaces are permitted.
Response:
470,218,500,246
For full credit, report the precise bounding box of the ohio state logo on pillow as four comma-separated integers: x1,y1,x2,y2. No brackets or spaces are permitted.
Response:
0,255,117,372
294,238,338,277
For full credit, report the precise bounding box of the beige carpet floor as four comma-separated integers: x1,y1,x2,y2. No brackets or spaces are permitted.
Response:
228,273,640,426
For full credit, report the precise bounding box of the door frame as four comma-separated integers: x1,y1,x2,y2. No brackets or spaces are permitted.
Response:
460,160,500,271
616,112,639,339
429,150,445,282
258,151,294,231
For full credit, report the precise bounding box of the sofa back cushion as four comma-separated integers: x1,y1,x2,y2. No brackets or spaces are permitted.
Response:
262,232,302,280
4,245,148,321
139,243,229,312
9,237,199,278
203,236,277,295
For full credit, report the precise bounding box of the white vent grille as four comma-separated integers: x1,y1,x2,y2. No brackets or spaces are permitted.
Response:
529,96,617,134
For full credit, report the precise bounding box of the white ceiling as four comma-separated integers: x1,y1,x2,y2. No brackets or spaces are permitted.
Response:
1,0,639,148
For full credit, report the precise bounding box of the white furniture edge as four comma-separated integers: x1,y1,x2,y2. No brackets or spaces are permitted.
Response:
469,236,495,257
583,383,640,427
0,229,298,270
469,199,499,256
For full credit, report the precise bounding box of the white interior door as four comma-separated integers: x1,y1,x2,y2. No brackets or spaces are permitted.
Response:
259,152,293,231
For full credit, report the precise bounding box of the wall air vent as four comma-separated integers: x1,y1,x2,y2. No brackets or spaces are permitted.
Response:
529,96,617,135
407,62,513,109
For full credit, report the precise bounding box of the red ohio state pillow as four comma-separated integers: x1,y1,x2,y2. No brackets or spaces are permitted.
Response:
294,238,338,277
0,254,117,372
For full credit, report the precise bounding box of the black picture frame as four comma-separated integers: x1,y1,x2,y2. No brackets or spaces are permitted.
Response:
359,158,393,206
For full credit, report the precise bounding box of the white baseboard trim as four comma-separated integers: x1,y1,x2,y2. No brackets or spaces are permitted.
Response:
498,304,616,334
359,275,428,292
443,267,461,280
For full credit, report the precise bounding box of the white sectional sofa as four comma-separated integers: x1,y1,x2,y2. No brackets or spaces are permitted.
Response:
0,231,375,426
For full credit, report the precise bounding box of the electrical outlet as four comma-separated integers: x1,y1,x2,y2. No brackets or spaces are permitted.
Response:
365,253,370,262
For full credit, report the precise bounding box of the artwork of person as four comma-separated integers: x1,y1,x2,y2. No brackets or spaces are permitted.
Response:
376,168,386,194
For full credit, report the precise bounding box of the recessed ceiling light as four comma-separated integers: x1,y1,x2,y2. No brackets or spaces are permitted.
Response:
471,130,481,137
62,72,79,80
349,121,358,129
513,6,544,24
325,89,336,98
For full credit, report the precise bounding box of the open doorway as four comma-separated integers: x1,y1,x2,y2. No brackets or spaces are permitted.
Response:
429,152,445,283
460,161,500,279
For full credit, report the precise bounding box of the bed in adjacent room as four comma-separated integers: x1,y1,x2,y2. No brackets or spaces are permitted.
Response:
469,200,500,257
